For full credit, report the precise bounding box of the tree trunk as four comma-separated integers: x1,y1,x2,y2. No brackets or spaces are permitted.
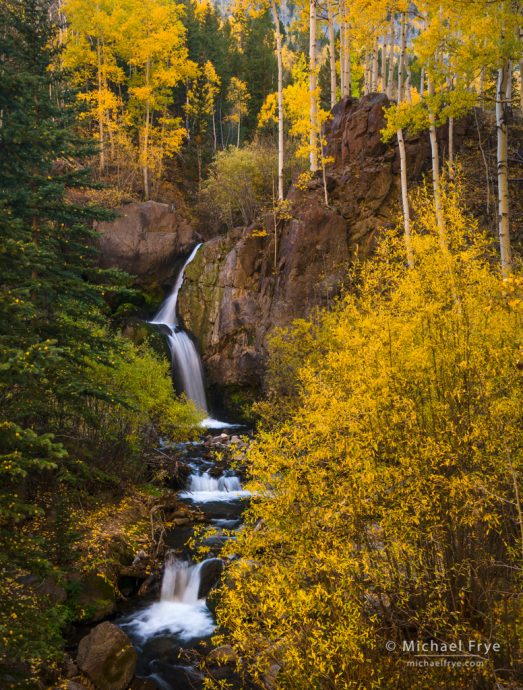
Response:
371,40,378,92
448,116,454,178
427,76,446,246
398,11,407,103
339,1,345,97
327,0,337,108
309,0,318,172
386,13,395,99
143,57,150,200
497,61,512,276
397,128,414,267
271,0,285,199
96,38,105,172
345,23,351,97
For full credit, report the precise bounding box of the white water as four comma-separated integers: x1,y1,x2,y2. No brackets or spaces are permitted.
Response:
150,245,237,427
152,245,201,326
179,471,251,503
121,557,215,642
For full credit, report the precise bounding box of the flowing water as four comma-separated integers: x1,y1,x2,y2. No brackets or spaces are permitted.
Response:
150,245,236,429
116,245,250,688
118,443,249,689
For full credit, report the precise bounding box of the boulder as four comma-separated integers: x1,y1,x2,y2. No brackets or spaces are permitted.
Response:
76,621,137,690
198,558,224,599
207,644,238,665
96,201,201,284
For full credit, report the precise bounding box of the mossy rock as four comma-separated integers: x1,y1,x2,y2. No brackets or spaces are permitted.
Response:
68,571,116,622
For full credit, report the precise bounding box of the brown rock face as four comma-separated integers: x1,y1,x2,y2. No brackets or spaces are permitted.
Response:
96,201,200,284
178,94,470,411
77,621,137,690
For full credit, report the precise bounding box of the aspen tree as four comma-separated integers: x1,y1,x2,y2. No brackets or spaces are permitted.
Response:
386,11,395,99
497,60,512,276
427,74,446,245
270,0,285,198
309,0,319,171
327,0,337,107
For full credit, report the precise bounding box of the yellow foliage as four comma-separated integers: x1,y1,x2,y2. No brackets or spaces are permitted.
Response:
209,183,523,689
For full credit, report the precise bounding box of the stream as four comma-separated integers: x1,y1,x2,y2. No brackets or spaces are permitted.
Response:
117,246,250,689
117,436,250,689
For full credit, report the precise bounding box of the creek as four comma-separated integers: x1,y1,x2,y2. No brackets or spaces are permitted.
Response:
117,246,250,689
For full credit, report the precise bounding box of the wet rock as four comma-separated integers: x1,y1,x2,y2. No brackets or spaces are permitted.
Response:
129,678,162,690
141,635,179,667
96,201,200,285
198,558,224,598
76,621,137,690
148,661,203,689
207,644,238,665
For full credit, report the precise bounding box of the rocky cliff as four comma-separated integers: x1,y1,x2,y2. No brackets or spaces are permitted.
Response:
96,200,200,286
178,94,470,412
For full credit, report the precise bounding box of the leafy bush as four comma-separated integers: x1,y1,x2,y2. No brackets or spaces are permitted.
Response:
212,182,523,689
82,341,202,476
198,142,279,230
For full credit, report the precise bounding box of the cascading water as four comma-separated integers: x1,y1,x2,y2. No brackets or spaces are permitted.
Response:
120,555,215,643
150,245,208,414
150,245,235,428
180,470,250,503
160,557,205,603
117,439,249,689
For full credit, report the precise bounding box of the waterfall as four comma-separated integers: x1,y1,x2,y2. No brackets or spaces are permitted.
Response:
119,555,215,643
160,557,204,604
189,472,242,493
150,245,208,414
179,470,250,503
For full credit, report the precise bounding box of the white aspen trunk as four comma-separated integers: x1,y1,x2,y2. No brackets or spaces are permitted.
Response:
364,51,370,94
386,13,395,99
497,61,512,276
237,114,241,147
270,0,285,199
371,40,378,92
345,24,351,97
398,11,407,102
96,38,105,172
339,1,345,97
419,66,425,97
309,0,318,171
327,0,337,108
383,34,389,94
427,76,446,245
397,128,414,267
378,43,384,92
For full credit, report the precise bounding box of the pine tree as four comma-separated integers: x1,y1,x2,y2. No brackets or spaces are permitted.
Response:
0,0,128,679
